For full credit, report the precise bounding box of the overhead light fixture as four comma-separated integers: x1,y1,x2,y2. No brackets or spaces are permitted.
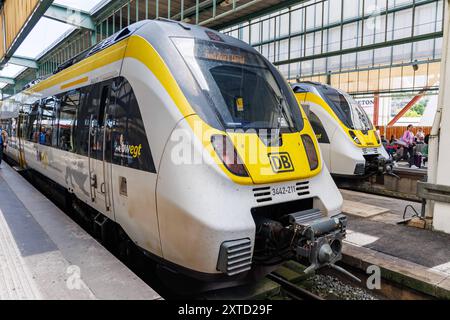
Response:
412,60,419,72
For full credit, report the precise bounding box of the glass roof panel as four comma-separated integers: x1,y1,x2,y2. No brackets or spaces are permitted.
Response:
14,17,75,59
0,64,27,78
53,0,110,13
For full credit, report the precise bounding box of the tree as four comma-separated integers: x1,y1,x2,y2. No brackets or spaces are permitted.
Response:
404,98,428,117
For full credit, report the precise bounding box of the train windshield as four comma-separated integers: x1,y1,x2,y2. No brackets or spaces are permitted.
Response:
319,86,373,131
172,37,303,132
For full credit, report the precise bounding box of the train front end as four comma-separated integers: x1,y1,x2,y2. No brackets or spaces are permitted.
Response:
293,82,391,178
139,22,346,284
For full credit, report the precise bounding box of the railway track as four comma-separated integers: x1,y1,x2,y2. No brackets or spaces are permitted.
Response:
267,272,323,300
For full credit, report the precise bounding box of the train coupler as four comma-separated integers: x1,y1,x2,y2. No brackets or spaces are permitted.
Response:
289,210,346,271
289,210,360,282
253,208,360,281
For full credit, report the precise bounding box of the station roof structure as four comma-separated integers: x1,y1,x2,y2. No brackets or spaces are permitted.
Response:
0,0,300,98
0,0,109,90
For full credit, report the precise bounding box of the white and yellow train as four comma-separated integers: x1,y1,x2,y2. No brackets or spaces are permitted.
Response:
0,20,346,287
292,82,391,178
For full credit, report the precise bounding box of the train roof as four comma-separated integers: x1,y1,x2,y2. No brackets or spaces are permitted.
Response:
18,19,258,93
0,19,268,120
291,81,332,92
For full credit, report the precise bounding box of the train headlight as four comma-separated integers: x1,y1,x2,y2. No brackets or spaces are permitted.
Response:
301,134,319,171
211,135,249,177
349,130,361,145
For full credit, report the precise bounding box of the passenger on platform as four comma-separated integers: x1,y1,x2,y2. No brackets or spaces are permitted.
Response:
416,128,425,144
386,135,398,157
401,124,416,168
389,135,396,144
0,127,8,168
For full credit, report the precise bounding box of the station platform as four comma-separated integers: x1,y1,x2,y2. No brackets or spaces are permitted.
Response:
0,162,161,300
341,189,450,299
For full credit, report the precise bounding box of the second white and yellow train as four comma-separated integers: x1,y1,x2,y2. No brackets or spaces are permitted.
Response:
292,82,391,178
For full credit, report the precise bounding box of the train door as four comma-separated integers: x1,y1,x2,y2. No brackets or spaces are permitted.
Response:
88,82,114,220
17,113,27,167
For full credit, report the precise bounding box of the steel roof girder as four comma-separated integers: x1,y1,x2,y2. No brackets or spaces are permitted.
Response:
0,77,15,85
8,56,38,69
44,4,96,31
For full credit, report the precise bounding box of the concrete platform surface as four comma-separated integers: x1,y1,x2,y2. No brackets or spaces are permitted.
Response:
0,163,161,300
340,189,421,217
342,200,389,218
342,244,450,299
341,189,450,298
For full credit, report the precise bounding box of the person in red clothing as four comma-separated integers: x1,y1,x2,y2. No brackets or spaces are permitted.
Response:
401,124,416,167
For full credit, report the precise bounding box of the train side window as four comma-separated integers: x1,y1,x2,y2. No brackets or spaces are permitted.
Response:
2,119,13,137
109,77,156,173
51,97,61,146
20,104,32,139
27,102,40,143
76,86,95,157
9,119,16,138
40,97,58,146
59,90,80,152
308,111,330,144
90,84,111,160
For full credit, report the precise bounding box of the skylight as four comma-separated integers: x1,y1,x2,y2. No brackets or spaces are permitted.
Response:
54,0,110,14
14,17,75,59
0,64,26,78
1,0,112,91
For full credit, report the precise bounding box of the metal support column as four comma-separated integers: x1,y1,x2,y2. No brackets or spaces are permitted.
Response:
373,93,380,127
428,0,450,232
387,88,429,126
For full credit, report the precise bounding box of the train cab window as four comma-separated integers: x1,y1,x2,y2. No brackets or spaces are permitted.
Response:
40,98,57,146
109,78,155,173
209,65,296,131
308,111,330,144
59,90,79,152
172,38,303,132
318,86,372,131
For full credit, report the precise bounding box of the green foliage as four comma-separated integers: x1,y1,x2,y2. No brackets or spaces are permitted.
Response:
404,98,428,117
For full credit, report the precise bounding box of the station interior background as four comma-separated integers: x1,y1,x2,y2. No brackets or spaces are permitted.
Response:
0,0,443,140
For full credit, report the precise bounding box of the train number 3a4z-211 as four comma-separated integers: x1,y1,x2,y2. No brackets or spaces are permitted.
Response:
271,185,296,196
